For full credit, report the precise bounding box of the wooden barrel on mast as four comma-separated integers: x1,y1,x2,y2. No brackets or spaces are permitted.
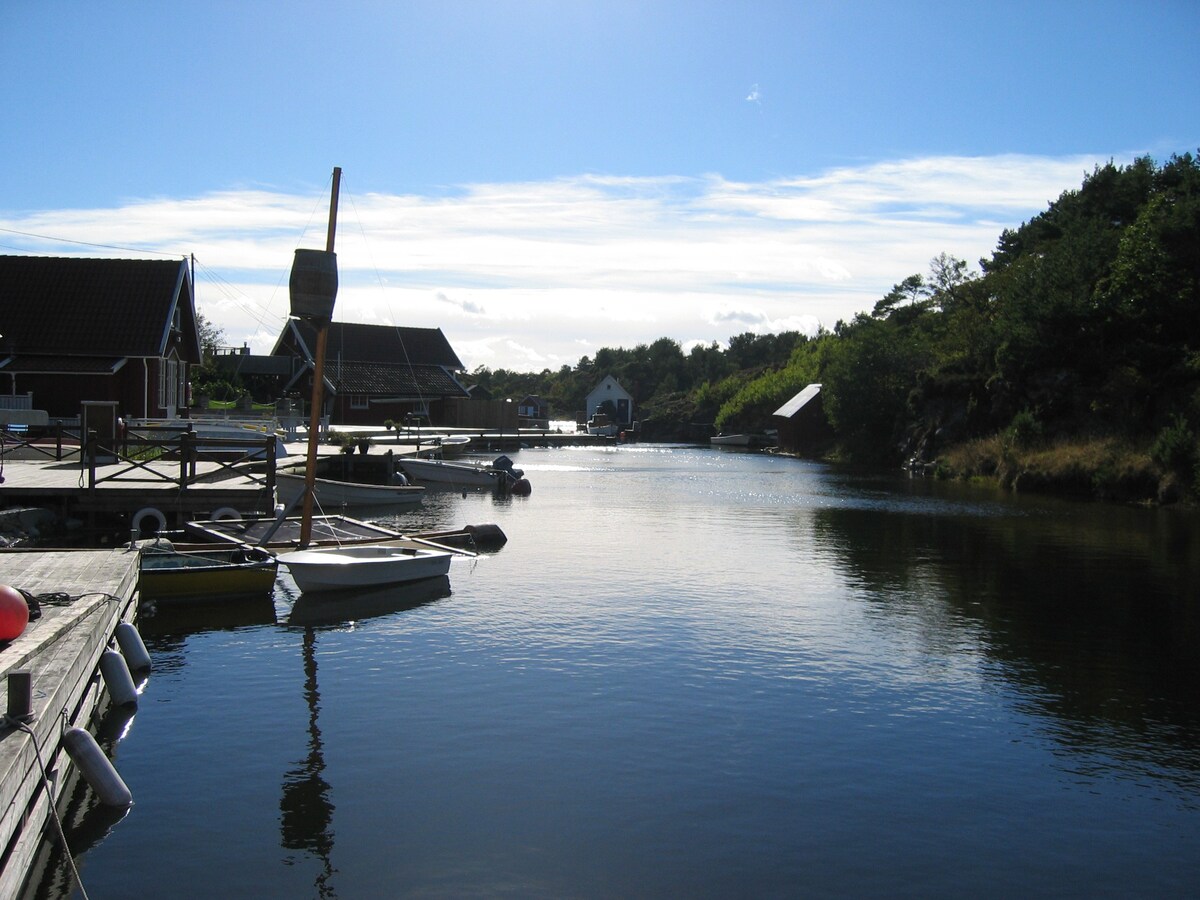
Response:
289,249,338,321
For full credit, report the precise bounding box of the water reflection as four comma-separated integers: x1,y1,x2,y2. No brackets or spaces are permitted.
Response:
810,488,1200,790
26,696,134,900
276,575,454,898
284,576,452,629
137,593,278,637
280,626,337,898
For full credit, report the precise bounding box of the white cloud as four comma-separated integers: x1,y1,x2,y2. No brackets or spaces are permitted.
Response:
0,152,1115,372
435,290,487,315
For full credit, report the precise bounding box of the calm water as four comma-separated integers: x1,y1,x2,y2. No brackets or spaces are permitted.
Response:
35,445,1200,898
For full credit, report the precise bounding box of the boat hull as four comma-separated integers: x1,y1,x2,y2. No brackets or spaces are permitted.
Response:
276,471,425,507
138,547,278,601
277,544,454,592
396,457,501,488
710,433,774,448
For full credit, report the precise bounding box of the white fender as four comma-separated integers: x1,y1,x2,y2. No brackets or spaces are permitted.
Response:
131,507,167,536
62,727,133,808
115,622,152,672
99,649,138,708
211,506,241,522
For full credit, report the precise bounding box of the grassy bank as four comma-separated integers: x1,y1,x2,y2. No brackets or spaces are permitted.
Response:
936,434,1189,505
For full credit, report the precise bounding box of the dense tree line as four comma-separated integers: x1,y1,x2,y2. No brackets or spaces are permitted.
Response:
470,332,803,424
818,153,1200,466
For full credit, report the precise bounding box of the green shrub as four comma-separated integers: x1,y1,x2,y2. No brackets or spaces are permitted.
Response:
1006,407,1043,449
1150,414,1198,476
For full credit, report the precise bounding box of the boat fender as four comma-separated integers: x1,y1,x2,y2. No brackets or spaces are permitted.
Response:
131,507,167,537
62,727,133,809
465,523,508,548
510,478,532,496
114,622,152,672
98,649,139,708
212,506,241,522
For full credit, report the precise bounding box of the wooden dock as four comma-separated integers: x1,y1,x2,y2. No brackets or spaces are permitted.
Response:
0,549,140,897
0,456,276,531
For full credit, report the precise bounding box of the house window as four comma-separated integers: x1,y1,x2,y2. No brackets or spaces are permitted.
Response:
350,395,370,410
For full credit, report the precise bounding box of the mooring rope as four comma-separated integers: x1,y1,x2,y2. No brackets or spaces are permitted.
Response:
16,590,123,623
5,715,92,900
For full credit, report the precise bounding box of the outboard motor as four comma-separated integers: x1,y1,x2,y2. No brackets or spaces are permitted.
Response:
491,455,525,479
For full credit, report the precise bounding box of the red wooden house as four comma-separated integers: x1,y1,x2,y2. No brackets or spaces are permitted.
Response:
0,255,200,422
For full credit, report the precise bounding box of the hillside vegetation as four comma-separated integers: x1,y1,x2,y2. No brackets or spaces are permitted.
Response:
409,153,1200,504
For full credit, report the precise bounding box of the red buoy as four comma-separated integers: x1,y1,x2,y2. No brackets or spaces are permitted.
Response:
0,584,30,641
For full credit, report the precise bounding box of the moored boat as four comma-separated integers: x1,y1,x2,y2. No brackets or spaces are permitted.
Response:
275,470,424,508
710,433,755,446
136,540,278,602
277,543,453,593
397,455,525,491
585,412,619,436
710,432,775,448
184,514,506,553
270,167,463,594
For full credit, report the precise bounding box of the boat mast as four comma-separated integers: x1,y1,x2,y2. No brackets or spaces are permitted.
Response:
299,167,342,548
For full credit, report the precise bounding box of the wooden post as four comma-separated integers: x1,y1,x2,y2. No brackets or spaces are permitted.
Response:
86,430,97,489
299,326,329,548
267,434,277,498
299,166,341,549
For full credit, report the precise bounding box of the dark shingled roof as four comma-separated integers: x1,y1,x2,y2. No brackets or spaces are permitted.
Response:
293,321,465,370
0,255,196,359
0,355,127,375
329,361,469,397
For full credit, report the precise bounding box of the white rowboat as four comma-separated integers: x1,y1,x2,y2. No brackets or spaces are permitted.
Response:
277,544,453,592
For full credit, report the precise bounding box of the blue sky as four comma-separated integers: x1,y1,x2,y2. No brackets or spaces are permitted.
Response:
2,1,1197,372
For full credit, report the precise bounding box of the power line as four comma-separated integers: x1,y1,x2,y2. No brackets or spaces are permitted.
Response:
0,226,185,258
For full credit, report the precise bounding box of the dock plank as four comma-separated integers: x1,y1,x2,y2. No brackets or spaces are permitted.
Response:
0,550,139,896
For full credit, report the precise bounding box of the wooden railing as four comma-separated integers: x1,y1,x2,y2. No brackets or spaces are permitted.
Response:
0,421,78,460
81,431,278,494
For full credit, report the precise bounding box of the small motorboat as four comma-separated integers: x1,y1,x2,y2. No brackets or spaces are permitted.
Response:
397,455,524,491
710,432,775,448
277,543,454,593
585,412,619,436
275,470,425,508
136,539,278,602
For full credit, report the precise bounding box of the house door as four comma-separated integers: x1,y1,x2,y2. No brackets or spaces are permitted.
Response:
158,355,182,416
616,398,630,424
